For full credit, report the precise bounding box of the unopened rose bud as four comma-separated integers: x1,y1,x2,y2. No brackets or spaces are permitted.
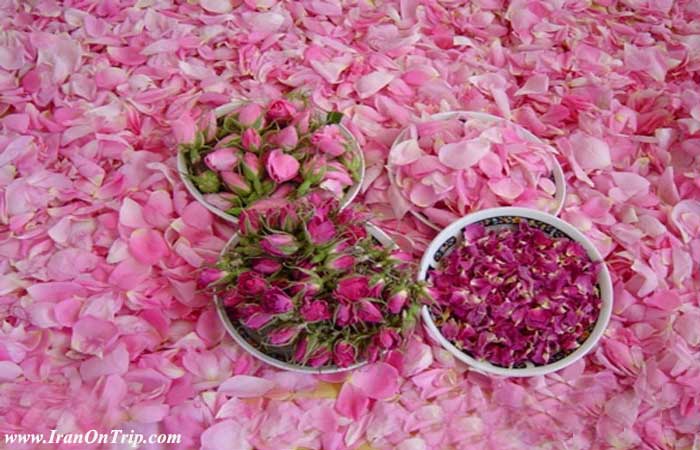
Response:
242,128,261,151
238,103,264,128
197,268,226,289
387,288,408,314
260,233,299,257
221,171,252,196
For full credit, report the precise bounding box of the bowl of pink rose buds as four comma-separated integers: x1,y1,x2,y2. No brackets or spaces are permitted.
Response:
419,207,612,377
177,99,364,223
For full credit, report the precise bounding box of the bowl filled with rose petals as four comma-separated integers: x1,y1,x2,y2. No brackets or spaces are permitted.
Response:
203,195,425,373
177,98,364,223
388,111,566,230
418,207,612,377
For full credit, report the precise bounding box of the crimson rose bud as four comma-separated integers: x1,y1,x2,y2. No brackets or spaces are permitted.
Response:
262,287,294,314
333,341,357,368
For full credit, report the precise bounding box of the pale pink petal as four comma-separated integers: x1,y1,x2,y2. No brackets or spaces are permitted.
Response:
0,361,23,381
515,74,549,96
335,382,369,420
389,139,424,166
201,420,252,450
438,139,490,169
569,132,611,171
488,178,525,200
670,200,700,243
128,228,170,265
71,315,119,357
409,184,439,208
356,71,395,99
219,375,275,397
129,403,170,423
351,362,399,399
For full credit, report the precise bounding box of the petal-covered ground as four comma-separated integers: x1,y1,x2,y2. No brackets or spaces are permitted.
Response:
1,1,699,449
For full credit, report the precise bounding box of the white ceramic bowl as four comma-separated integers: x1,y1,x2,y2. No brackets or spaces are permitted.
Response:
418,207,613,377
215,223,395,374
387,111,567,231
177,102,365,224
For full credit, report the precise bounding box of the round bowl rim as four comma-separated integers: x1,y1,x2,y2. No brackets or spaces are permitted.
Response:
418,206,613,377
386,110,567,231
177,102,365,224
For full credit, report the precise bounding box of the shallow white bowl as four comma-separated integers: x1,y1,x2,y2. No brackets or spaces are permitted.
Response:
215,223,395,374
418,207,613,377
177,102,365,224
387,111,567,231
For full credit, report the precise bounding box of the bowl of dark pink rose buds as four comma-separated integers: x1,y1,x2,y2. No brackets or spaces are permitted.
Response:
419,207,613,377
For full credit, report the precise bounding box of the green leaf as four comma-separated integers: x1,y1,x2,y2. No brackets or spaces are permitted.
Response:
193,131,205,148
189,146,201,165
326,111,343,124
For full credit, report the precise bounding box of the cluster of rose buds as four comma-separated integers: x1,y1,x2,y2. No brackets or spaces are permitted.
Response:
427,221,601,368
204,195,424,368
389,117,559,227
181,98,362,217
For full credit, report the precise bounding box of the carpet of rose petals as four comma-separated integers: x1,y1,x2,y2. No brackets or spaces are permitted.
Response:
1,0,699,449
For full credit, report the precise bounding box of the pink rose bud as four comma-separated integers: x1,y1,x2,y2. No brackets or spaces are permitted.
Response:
242,152,263,179
366,343,380,363
238,103,264,128
306,216,336,245
261,232,299,257
221,171,251,195
252,258,282,274
334,303,352,326
369,275,385,298
204,149,239,172
215,134,239,149
293,337,308,363
271,183,294,199
200,111,217,141
307,346,331,368
238,271,267,296
387,288,408,314
325,254,355,271
335,276,370,301
267,326,300,346
221,290,245,307
301,154,327,184
243,312,274,330
378,328,400,349
262,287,294,314
293,110,311,134
300,300,331,322
242,128,261,150
272,126,299,149
357,299,383,323
333,341,357,368
266,149,300,183
238,209,260,236
197,269,225,289
311,125,346,156
266,99,297,121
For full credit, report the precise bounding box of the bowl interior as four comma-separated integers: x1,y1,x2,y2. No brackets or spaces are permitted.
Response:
388,111,566,230
419,207,612,377
215,223,394,374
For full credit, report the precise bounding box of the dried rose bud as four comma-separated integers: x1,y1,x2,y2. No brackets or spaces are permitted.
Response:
242,152,263,179
357,299,383,324
197,269,226,289
378,328,400,349
311,125,346,156
307,346,331,368
238,209,260,236
252,258,282,274
333,341,357,368
262,288,294,314
267,326,301,346
221,171,251,196
387,288,408,314
325,254,355,271
272,125,299,149
306,215,336,245
242,128,261,151
335,276,370,301
260,233,299,257
300,300,331,322
204,148,239,172
238,271,267,296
